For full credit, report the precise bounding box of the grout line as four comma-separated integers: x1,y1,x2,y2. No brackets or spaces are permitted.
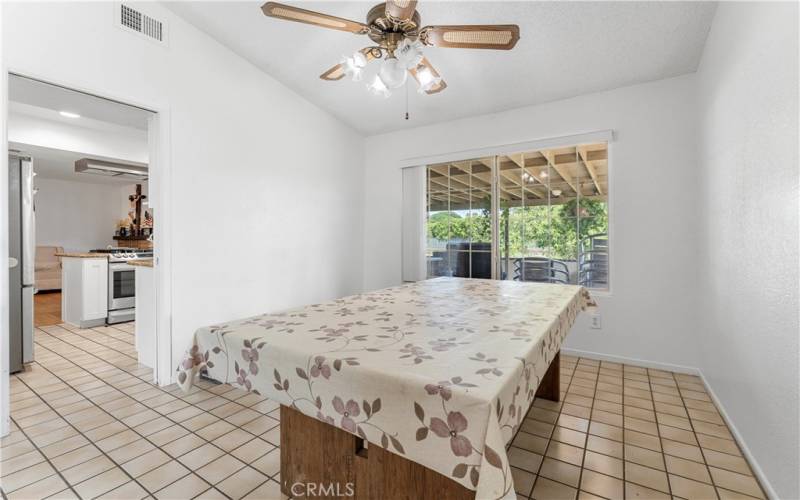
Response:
13,361,160,498
10,333,765,500
512,359,765,500
27,327,280,496
673,373,723,500
526,356,578,498
522,372,752,459
613,363,626,500
576,358,603,498
28,339,220,496
693,375,771,499
641,367,672,498
3,416,77,498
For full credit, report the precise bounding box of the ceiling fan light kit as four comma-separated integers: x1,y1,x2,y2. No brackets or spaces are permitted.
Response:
261,1,520,98
342,51,368,82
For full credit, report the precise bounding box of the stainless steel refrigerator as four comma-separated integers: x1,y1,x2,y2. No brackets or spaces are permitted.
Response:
8,153,35,373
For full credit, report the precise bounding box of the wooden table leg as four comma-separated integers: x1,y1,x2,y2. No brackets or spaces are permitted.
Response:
534,351,561,402
280,405,474,499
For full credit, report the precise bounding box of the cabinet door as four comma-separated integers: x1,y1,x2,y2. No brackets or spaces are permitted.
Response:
82,260,108,320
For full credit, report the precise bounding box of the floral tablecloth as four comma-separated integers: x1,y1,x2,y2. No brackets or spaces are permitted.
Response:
178,277,595,499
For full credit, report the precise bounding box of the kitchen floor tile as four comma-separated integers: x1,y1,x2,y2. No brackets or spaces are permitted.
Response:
625,461,670,493
532,477,577,500
153,473,210,499
137,460,191,492
72,467,129,499
5,473,68,500
665,454,712,483
197,454,248,485
669,473,718,500
709,467,765,498
508,446,543,474
0,461,57,493
216,466,269,499
580,469,623,500
9,332,767,500
583,450,623,479
538,457,581,487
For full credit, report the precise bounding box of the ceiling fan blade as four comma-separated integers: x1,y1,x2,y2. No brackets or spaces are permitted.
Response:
320,48,381,81
385,0,418,23
420,25,520,50
261,2,368,34
409,57,447,94
320,64,346,81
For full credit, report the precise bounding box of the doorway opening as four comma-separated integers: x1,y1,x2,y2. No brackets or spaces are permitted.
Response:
5,74,166,399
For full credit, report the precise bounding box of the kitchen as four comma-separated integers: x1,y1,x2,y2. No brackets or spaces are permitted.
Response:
7,74,158,376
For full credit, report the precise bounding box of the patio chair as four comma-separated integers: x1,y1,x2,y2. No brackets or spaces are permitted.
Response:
514,257,570,284
579,234,609,288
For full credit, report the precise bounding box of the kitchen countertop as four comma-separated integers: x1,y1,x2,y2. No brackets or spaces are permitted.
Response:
55,252,108,258
127,259,153,268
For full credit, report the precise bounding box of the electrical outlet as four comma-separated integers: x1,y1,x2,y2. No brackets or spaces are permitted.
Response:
590,314,602,329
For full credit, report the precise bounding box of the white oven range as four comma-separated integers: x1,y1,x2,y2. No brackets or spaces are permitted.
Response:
91,247,153,324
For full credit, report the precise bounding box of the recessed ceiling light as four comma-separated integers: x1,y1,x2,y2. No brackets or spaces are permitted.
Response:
59,111,80,118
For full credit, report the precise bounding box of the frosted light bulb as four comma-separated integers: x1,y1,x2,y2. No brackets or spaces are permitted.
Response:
352,51,367,68
395,39,424,69
367,75,391,98
415,67,442,93
342,57,363,82
379,58,408,89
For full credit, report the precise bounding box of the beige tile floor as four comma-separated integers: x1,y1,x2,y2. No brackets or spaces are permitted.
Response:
508,357,767,500
0,324,766,500
1,324,284,500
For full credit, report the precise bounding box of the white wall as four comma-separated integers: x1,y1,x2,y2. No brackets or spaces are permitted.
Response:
2,2,364,381
696,3,799,499
35,178,120,252
0,1,10,437
364,75,701,370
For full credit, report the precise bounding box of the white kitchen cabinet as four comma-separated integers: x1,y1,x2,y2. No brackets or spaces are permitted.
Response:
61,256,108,328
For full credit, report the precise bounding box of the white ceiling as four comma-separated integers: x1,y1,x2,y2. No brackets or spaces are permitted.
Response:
165,1,717,135
9,74,152,130
8,74,150,184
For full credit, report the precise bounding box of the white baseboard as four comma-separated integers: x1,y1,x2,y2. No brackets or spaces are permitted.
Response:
562,347,778,500
697,372,778,500
561,348,701,375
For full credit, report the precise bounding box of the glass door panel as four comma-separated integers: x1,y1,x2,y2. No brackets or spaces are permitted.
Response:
426,158,494,279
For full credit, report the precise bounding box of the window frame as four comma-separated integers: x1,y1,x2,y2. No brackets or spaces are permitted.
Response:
411,131,614,296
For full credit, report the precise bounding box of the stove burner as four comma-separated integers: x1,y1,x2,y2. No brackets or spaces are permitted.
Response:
91,247,152,262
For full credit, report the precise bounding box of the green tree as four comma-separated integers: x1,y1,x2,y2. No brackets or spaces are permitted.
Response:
429,198,608,262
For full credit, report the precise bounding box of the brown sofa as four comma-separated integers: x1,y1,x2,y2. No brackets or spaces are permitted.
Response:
35,246,63,291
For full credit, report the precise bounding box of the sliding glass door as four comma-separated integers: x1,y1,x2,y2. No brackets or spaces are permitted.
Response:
425,143,609,290
426,158,495,279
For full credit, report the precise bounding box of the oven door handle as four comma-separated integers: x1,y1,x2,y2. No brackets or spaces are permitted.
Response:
109,262,137,272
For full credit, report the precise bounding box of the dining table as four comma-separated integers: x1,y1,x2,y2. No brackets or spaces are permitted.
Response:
177,277,595,499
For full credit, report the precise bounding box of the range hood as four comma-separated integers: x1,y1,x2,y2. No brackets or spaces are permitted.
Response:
74,158,148,181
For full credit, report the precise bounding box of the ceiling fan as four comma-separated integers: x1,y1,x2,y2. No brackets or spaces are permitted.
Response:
261,1,520,97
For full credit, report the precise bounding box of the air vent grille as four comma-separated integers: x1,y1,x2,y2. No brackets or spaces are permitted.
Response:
119,4,164,43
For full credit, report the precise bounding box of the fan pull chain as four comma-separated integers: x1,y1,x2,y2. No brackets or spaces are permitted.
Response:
405,79,409,120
